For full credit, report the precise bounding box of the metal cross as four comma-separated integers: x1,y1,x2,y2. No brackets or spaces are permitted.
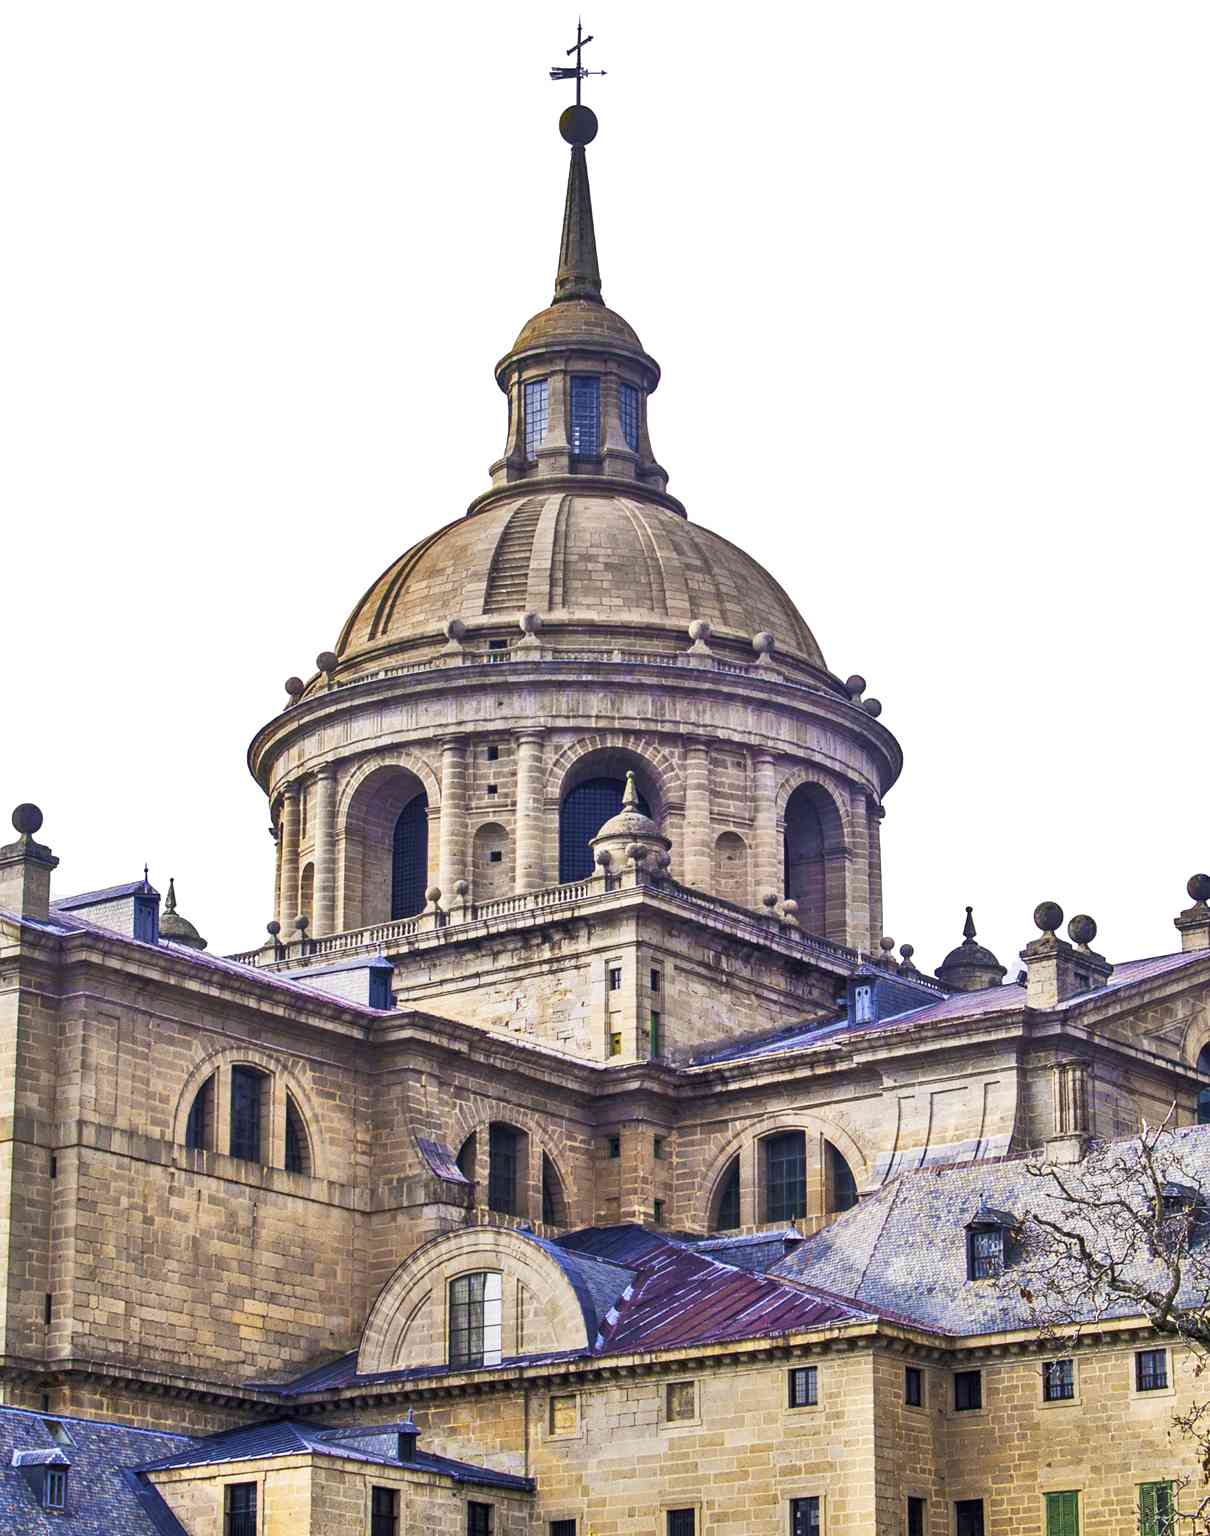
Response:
549,19,606,107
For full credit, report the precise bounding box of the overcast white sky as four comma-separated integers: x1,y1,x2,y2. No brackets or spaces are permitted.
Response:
2,3,1207,972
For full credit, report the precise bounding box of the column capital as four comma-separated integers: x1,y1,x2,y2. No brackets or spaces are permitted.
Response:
752,750,777,768
312,763,337,782
438,733,470,752
683,735,712,755
282,779,302,801
514,727,546,744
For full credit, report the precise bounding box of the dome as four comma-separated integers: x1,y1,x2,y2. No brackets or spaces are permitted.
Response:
336,493,827,668
935,908,1005,993
159,878,208,952
510,299,644,356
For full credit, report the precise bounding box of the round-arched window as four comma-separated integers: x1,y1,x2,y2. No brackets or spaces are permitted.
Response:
391,793,429,918
559,777,651,883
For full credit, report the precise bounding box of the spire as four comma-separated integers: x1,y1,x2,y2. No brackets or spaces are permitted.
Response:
165,877,178,915
622,770,639,811
963,905,977,943
553,136,602,304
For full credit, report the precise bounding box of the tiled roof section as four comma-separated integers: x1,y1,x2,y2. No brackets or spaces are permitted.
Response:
0,1407,192,1535
772,1123,1210,1336
137,1419,533,1492
690,1230,806,1275
557,1223,684,1268
53,880,158,910
523,1233,636,1339
416,1137,471,1186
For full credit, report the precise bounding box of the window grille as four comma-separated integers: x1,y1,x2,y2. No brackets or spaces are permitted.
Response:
224,1482,257,1536
229,1067,264,1164
488,1125,519,1215
619,383,640,451
666,1511,696,1536
1136,1349,1168,1392
391,794,429,919
371,1486,400,1536
788,1366,818,1407
714,1158,740,1231
1043,1358,1074,1401
1045,1490,1079,1536
569,376,601,456
791,1497,821,1536
524,379,549,458
968,1228,1004,1279
954,1370,982,1411
765,1131,806,1222
905,1366,924,1407
1139,1482,1174,1536
560,777,651,883
448,1272,502,1369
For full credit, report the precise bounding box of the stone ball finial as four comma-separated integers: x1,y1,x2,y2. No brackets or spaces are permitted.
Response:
266,920,281,936
445,617,467,643
595,848,612,868
1187,873,1210,905
316,650,339,675
880,935,895,953
425,885,442,906
761,891,779,910
284,676,304,699
752,631,776,655
862,698,883,718
293,914,309,933
560,103,598,146
1068,913,1097,947
687,618,711,644
656,849,672,870
626,843,648,865
11,803,43,837
1034,901,1064,936
900,942,915,960
844,675,866,700
519,611,543,635
453,878,469,898
782,899,800,924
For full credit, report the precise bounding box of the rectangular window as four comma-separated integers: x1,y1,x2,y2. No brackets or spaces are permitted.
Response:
954,1369,983,1412
448,1271,503,1369
905,1366,924,1407
371,1486,400,1536
653,1199,666,1225
967,1228,1004,1279
229,1066,264,1163
1043,1358,1075,1401
666,1511,696,1536
666,1381,696,1421
608,1136,621,1159
608,964,622,991
524,379,549,459
489,849,503,863
609,1032,622,1057
569,375,601,456
224,1483,257,1536
619,382,640,451
654,1136,667,1160
1136,1349,1168,1392
486,783,498,796
788,1365,818,1408
955,1500,985,1536
650,968,661,992
650,1011,662,1057
1139,1481,1174,1536
854,983,874,1024
468,1504,494,1536
1045,1490,1079,1536
488,1125,519,1215
791,1497,821,1536
549,1394,578,1435
43,1468,66,1511
551,1524,578,1536
906,1497,925,1536
486,744,500,761
765,1130,807,1222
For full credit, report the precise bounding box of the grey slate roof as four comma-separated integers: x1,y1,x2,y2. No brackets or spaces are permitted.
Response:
0,1407,192,1535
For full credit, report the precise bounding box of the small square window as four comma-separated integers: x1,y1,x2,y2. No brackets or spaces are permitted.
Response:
1136,1348,1168,1392
486,744,500,762
488,639,508,651
788,1365,818,1407
654,1136,667,1160
551,1523,577,1536
548,1394,578,1435
953,1369,982,1411
489,850,503,863
486,783,498,796
468,1503,494,1536
653,1199,665,1225
1043,1358,1074,1401
608,1136,621,1159
907,1497,926,1536
43,1468,67,1511
608,1033,622,1058
666,1381,697,1422
791,1496,820,1536
608,965,622,991
905,1366,924,1407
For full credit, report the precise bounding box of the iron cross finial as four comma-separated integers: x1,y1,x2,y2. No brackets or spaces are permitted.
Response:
550,19,606,108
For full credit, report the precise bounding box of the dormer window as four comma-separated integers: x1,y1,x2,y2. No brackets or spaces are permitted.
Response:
43,1467,67,1510
619,382,640,451
854,984,874,1024
965,1203,1016,1279
524,379,549,459
569,375,601,456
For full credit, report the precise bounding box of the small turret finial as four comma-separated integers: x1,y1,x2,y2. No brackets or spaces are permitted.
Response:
622,770,639,811
963,906,977,943
165,878,178,914
550,22,605,304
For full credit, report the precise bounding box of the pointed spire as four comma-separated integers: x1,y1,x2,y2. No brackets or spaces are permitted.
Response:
554,144,602,305
622,770,639,811
963,905,977,943
165,877,178,915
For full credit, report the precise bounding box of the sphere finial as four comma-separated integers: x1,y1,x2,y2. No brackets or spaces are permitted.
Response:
1033,901,1064,936
1188,873,1210,905
560,104,598,145
11,804,43,838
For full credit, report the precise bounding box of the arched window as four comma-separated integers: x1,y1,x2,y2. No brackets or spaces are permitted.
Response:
764,1131,806,1223
185,1075,214,1152
299,862,314,921
285,1093,311,1176
826,1141,858,1214
541,1153,567,1228
230,1065,269,1163
711,1156,741,1232
391,793,429,919
456,1133,477,1184
559,777,652,883
488,1123,527,1216
712,832,749,906
1197,1045,1210,1125
784,784,845,941
473,822,510,902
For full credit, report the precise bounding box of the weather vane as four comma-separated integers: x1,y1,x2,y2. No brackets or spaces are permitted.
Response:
550,20,606,109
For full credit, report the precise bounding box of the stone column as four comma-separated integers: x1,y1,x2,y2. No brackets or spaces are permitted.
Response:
868,801,885,944
682,738,712,891
438,737,468,905
752,751,781,905
846,790,872,953
278,783,302,927
514,729,546,892
271,817,283,932
313,767,338,937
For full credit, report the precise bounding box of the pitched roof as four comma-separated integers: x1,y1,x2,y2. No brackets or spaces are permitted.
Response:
53,880,158,909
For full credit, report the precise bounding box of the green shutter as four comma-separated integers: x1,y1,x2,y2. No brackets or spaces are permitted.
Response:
1045,1491,1079,1536
1140,1482,1173,1536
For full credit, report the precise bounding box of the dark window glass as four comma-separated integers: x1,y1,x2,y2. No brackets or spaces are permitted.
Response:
907,1497,926,1536
284,1095,309,1175
1198,1088,1210,1126
714,1158,740,1231
185,1076,213,1152
487,744,500,761
1140,1481,1174,1536
651,1011,662,1057
653,1199,665,1225
449,1272,502,1369
1136,1349,1168,1392
788,1366,818,1407
619,382,640,451
560,777,651,883
650,969,661,991
955,1500,985,1536
666,1512,696,1536
569,375,601,456
1043,1358,1074,1401
791,1497,820,1536
765,1131,806,1222
468,1503,494,1536
654,1136,666,1160
43,1468,66,1510
489,849,502,862
551,1523,577,1536
133,896,158,943
229,1067,264,1163
608,965,622,991
391,793,429,919
525,379,549,458
1045,1490,1079,1536
224,1483,257,1536
608,1135,621,1159
905,1366,924,1407
541,1155,565,1228
954,1369,983,1411
828,1142,858,1213
968,1228,1004,1279
371,1486,400,1536
488,1125,519,1216
456,1136,475,1182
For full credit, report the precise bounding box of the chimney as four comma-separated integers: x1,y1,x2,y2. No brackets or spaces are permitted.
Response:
1019,903,1111,1009
0,805,59,922
397,1409,418,1464
1175,875,1210,953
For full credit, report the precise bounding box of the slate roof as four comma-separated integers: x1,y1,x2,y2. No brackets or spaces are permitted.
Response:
52,881,158,910
0,1407,193,1535
772,1123,1210,1336
690,1229,806,1275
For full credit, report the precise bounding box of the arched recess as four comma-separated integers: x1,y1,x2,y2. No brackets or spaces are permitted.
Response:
695,1112,870,1234
285,1093,312,1176
555,746,663,884
1197,1044,1210,1126
173,1045,325,1180
709,1156,741,1232
825,1140,858,1214
783,781,849,942
442,1108,580,1229
184,1074,215,1152
472,822,511,902
340,761,435,931
541,1153,568,1229
712,832,749,907
299,862,315,923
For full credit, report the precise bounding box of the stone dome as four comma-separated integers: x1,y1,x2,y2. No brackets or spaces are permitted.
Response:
510,299,644,356
336,493,827,668
935,908,1005,993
